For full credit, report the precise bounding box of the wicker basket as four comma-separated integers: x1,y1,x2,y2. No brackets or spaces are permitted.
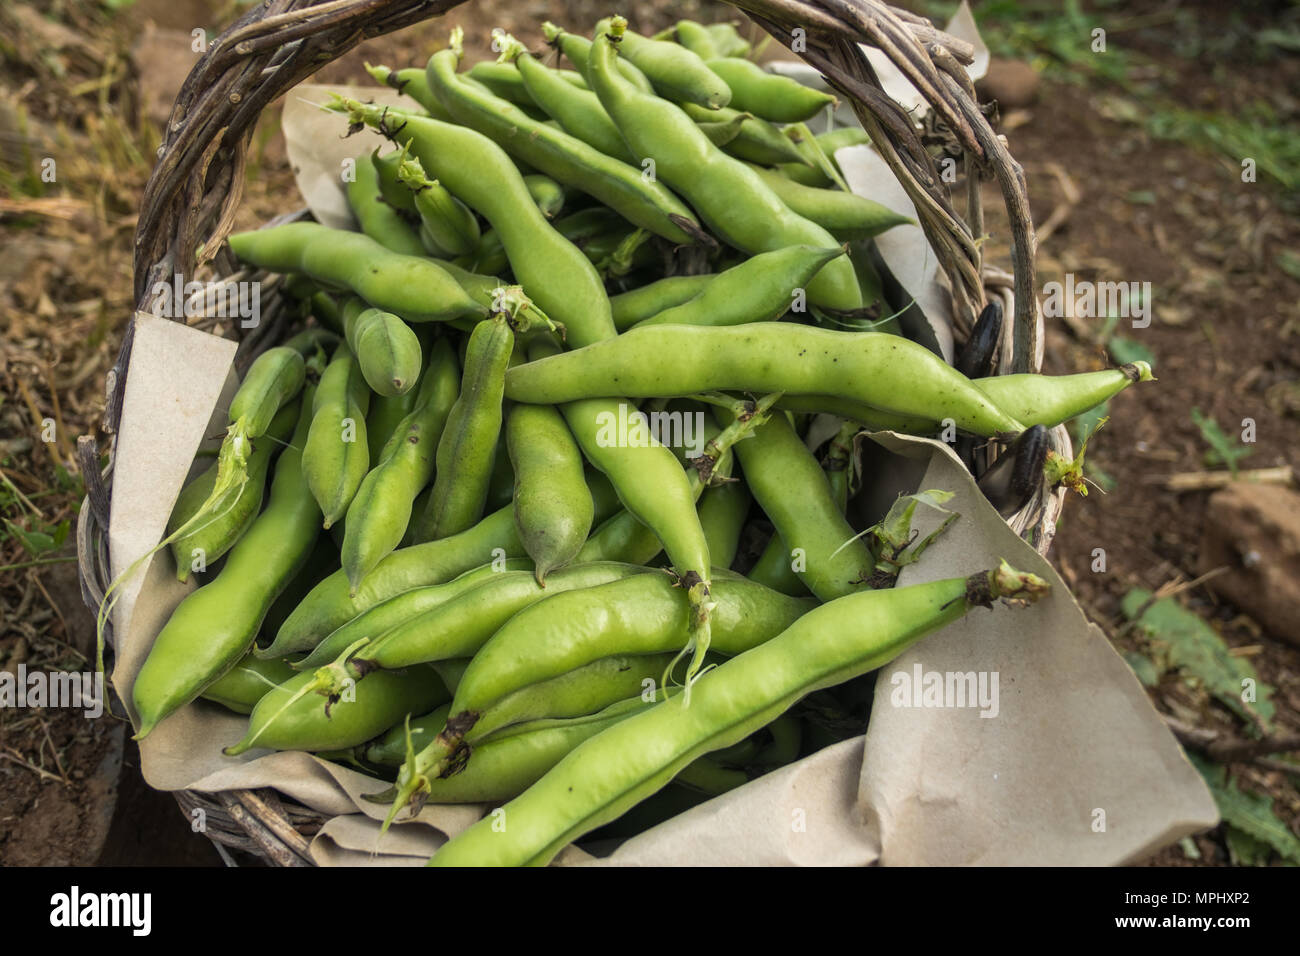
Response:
76,0,1064,867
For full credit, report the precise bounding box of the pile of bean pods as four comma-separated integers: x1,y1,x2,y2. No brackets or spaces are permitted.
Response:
126,15,1155,866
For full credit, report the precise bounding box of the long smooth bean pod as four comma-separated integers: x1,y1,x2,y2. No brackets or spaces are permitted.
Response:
227,346,307,438
132,397,322,739
321,562,651,680
342,338,459,591
345,157,425,256
507,401,593,583
340,296,422,397
588,19,861,313
414,315,512,542
384,653,675,825
506,324,1026,437
293,559,532,670
228,223,485,323
973,362,1154,427
303,343,370,528
679,102,809,166
632,244,847,329
745,163,914,239
422,34,705,247
200,652,297,715
730,410,871,601
543,21,655,94
747,531,812,597
429,563,1050,866
503,36,634,162
392,148,481,258
696,478,750,570
369,147,417,212
705,58,835,122
332,99,615,349
449,572,816,721
365,63,453,121
593,17,730,109
467,59,588,104
610,274,714,327
168,400,298,582
226,666,448,755
267,475,621,658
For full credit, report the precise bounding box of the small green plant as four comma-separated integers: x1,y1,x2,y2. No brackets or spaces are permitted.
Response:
1190,407,1254,476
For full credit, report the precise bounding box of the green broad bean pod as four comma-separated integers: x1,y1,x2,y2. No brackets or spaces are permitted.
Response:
340,297,423,398
728,409,872,601
428,563,1050,866
973,362,1154,427
132,395,322,739
365,63,454,121
704,58,835,123
369,147,417,213
422,35,706,247
447,572,816,722
331,99,615,349
543,21,656,95
586,19,862,314
200,653,297,715
744,164,914,240
167,400,299,582
696,479,750,570
679,102,810,167
505,324,1027,437
507,400,593,583
226,665,449,755
630,244,847,329
392,149,481,258
593,17,730,109
227,223,486,323
345,156,426,257
302,343,371,528
610,274,714,327
342,338,460,592
414,315,512,542
504,36,634,163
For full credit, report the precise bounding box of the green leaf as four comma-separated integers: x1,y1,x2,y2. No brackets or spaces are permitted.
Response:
1121,588,1274,726
1190,407,1254,477
1178,836,1202,860
1125,190,1157,205
1277,250,1300,282
1108,336,1156,368
1189,753,1300,865
4,519,58,556
1225,825,1274,866
1122,650,1162,687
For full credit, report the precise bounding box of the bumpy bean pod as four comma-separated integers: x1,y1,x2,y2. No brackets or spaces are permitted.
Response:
414,315,512,542
268,475,622,658
696,478,750,570
228,223,485,323
610,274,714,327
503,35,633,162
365,63,454,121
200,652,296,715
542,21,656,95
390,147,481,258
428,563,1050,866
973,362,1155,427
505,324,1026,437
227,346,307,438
593,17,730,109
705,58,835,123
507,401,593,583
448,572,816,723
303,343,371,528
587,19,862,314
340,296,423,398
342,338,459,592
522,174,566,219
346,156,425,256
332,99,614,349
745,163,914,239
167,400,299,581
225,666,448,755
422,33,706,247
631,244,847,329
730,410,871,601
679,102,809,166
132,395,322,739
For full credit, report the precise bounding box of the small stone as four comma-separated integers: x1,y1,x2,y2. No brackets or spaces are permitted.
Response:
1198,482,1300,647
977,58,1041,110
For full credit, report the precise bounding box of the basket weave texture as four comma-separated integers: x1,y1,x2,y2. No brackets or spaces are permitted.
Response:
77,0,1052,866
